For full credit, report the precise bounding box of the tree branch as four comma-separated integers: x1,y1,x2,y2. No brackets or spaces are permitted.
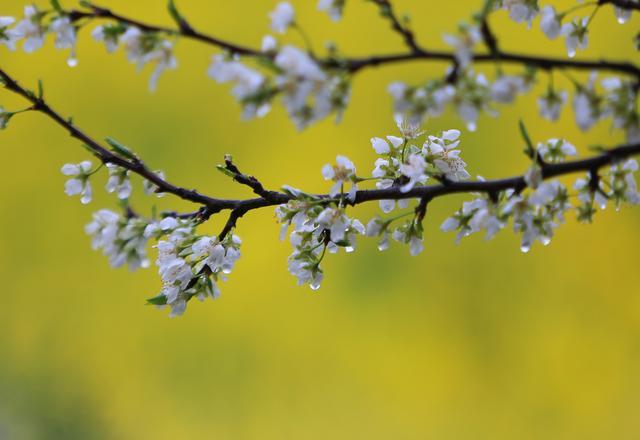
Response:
70,2,261,57
369,0,423,53
344,50,640,77
64,2,640,79
599,0,640,11
0,67,227,208
2,67,639,242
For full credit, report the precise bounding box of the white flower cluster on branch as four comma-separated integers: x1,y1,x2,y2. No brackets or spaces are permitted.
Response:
0,0,637,132
1,0,639,317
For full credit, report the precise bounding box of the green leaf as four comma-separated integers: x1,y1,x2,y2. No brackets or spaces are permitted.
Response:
146,293,167,306
216,164,236,178
37,79,44,99
50,0,63,12
168,0,182,23
105,137,138,161
518,119,535,158
168,0,191,31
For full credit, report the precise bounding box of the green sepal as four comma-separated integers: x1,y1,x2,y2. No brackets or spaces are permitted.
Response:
105,137,138,161
146,293,167,305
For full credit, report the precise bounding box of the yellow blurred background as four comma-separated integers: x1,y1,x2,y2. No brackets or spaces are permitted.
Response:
1,0,640,438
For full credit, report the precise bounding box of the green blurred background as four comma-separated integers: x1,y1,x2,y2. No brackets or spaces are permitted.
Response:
1,1,639,438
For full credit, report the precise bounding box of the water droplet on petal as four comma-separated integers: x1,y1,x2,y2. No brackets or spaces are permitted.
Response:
541,236,551,246
568,50,576,58
310,282,321,291
67,57,78,67
345,246,354,253
520,244,531,253
222,268,232,274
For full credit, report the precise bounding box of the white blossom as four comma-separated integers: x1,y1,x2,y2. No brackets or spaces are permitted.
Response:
540,5,561,39
106,163,132,200
610,159,640,206
366,217,391,251
371,135,403,155
491,75,527,104
322,155,357,200
423,129,470,181
288,256,323,290
61,161,93,204
152,230,242,316
524,164,542,188
0,16,19,50
116,27,178,91
146,41,178,92
537,87,568,121
443,24,481,68
85,210,150,271
395,114,426,139
191,235,242,275
574,175,608,210
375,176,409,213
13,5,45,53
501,0,539,27
601,77,639,142
392,220,424,256
50,16,78,67
274,45,343,129
399,154,427,192
91,24,122,53
536,138,576,163
561,18,589,58
317,207,350,242
573,73,600,131
389,84,455,126
261,34,277,52
208,54,269,118
270,2,295,34
441,197,504,243
454,71,493,131
143,170,166,197
318,0,344,21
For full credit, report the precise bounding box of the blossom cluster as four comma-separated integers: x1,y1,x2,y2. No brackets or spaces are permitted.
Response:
271,118,639,291
440,145,640,252
145,217,242,317
208,45,350,129
276,185,365,290
7,114,626,315
2,1,639,318
60,157,240,317
1,1,636,133
390,2,637,140
392,68,638,142
0,5,177,90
